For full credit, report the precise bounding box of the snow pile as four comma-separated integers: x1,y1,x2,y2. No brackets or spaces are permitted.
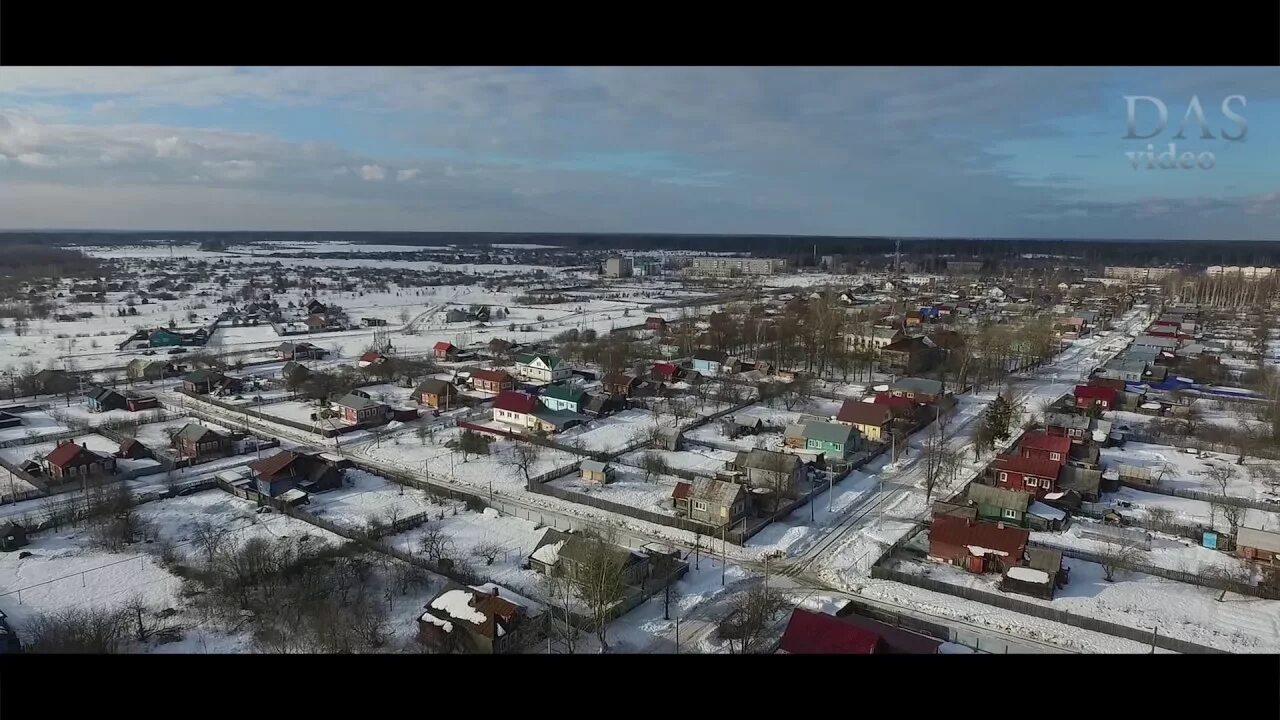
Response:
430,589,487,626
966,545,1008,557
1006,567,1050,583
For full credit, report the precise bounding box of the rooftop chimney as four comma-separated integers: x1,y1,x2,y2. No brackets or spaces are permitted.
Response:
490,587,501,597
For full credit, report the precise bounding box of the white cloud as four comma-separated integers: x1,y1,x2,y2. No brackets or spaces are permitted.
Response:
396,168,420,182
155,136,194,159
201,159,262,181
359,164,386,181
16,152,55,167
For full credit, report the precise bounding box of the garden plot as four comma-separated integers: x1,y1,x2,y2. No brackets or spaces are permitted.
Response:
47,404,168,428
557,409,656,453
131,416,239,453
1032,520,1246,576
308,468,442,530
546,469,681,517
219,389,295,407
254,400,329,427
1105,485,1280,533
617,447,737,477
885,555,1280,653
1101,441,1275,500
0,409,71,443
381,506,550,591
354,382,418,407
361,426,581,493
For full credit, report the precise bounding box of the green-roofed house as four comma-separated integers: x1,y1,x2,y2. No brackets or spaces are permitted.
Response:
966,483,1031,526
515,353,571,383
539,384,586,413
801,421,857,460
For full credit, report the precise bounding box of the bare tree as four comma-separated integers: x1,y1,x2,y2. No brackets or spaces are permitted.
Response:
1203,562,1257,602
640,450,671,484
921,425,963,502
574,529,630,652
1218,499,1247,538
418,524,455,565
1203,464,1238,496
504,441,541,484
471,539,504,566
722,585,789,654
191,519,229,567
1144,506,1177,534
1098,541,1142,582
121,594,155,642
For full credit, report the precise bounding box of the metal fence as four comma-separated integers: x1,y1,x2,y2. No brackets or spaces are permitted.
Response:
869,565,1227,654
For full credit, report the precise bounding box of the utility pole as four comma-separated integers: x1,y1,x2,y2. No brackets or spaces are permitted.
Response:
721,523,726,586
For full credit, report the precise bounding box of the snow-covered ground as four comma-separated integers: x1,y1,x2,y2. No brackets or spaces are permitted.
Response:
617,447,737,476
547,471,681,517
46,403,169,428
0,433,158,473
308,468,443,530
1032,519,1248,577
1100,441,1279,501
888,555,1280,653
381,506,550,592
1105,485,1280,533
0,409,71,444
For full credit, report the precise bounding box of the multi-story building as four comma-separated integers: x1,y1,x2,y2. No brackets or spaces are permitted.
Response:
1103,266,1178,282
604,256,633,278
685,257,788,277
1206,265,1275,279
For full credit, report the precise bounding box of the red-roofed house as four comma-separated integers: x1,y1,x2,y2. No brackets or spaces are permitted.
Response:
651,362,679,382
493,391,539,430
1075,384,1117,411
993,454,1063,498
45,441,116,483
358,351,387,368
470,369,515,394
433,342,458,360
1017,431,1072,465
777,608,880,654
929,513,1029,574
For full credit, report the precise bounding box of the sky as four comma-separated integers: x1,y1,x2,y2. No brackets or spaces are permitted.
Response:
1,66,1278,239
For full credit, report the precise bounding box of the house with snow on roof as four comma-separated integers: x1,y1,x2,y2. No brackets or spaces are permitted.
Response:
671,477,748,527
417,582,542,654
928,513,1029,574
44,440,116,484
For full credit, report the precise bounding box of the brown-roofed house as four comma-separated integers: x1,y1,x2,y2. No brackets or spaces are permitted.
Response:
469,369,514,394
250,450,344,497
417,582,539,654
929,514,1029,574
835,400,894,444
45,441,116,483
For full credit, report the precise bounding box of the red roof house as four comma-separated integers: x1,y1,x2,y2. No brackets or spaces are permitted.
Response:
651,362,679,381
433,341,458,359
1017,431,1073,465
493,391,539,429
929,513,1029,574
1074,384,1117,410
993,454,1063,498
358,351,387,368
777,609,881,654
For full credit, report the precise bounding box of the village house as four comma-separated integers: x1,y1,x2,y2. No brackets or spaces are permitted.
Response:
174,423,232,461
1017,431,1072,465
890,377,945,405
690,349,728,375
280,361,312,386
800,421,857,461
332,392,390,426
357,351,388,368
672,476,748,526
115,438,152,460
275,341,326,361
182,369,226,394
44,441,116,483
33,369,77,396
583,393,623,418
0,522,29,553
602,372,644,398
878,336,936,375
1074,384,1118,411
486,338,515,357
418,582,540,654
1044,412,1092,442
928,513,1029,574
539,384,586,413
835,400,894,444
469,369,515,394
514,353,571,384
645,316,667,332
992,454,1062,499
966,483,1030,526
732,448,805,497
778,608,943,655
125,359,177,382
249,450,344,497
84,386,128,413
528,529,652,586
492,390,540,430
650,362,681,383
305,298,327,315
433,341,458,360
304,314,329,331
414,379,459,410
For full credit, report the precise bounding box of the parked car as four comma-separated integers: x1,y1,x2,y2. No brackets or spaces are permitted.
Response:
167,348,187,355
141,349,156,356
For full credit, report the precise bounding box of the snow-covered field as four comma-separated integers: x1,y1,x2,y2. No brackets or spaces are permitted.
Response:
1032,519,1247,577
1101,441,1279,501
381,506,550,592
547,471,681,517
617,447,737,476
46,403,168,428
308,468,442,530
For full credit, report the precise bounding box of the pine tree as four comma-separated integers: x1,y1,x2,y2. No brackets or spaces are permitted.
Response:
984,393,1014,444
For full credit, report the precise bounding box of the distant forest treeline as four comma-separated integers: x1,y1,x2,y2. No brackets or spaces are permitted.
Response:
2,231,1279,267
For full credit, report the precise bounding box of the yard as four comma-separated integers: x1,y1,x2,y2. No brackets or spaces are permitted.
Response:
0,409,71,444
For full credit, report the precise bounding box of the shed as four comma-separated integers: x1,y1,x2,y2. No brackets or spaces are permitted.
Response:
580,459,614,484
0,523,29,552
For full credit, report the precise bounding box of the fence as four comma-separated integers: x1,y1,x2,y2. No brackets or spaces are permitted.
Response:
176,388,360,438
525,479,748,544
869,565,1227,654
1118,478,1280,514
1028,539,1280,601
1125,427,1280,461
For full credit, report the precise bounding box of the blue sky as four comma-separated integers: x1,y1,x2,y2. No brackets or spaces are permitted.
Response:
0,66,1278,238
